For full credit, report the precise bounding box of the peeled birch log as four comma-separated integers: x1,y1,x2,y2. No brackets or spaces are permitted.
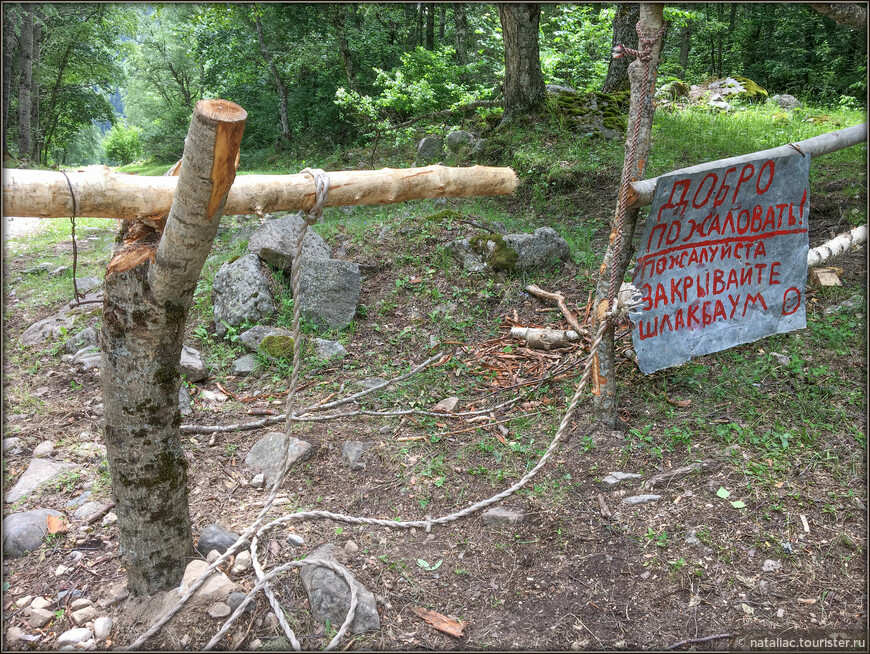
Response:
2,164,518,220
510,326,581,350
627,123,867,209
807,224,867,267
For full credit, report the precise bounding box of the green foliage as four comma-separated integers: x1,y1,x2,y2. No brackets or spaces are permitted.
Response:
102,123,142,165
540,5,614,92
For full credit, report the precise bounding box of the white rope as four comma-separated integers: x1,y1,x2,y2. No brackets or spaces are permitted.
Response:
127,165,631,650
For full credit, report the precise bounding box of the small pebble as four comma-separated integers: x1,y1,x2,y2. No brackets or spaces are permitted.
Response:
249,638,263,651
231,551,252,574
15,595,33,609
344,540,359,554
776,608,785,619
31,596,52,610
102,512,117,527
69,598,93,611
286,534,304,547
206,550,221,564
93,616,113,640
208,602,232,619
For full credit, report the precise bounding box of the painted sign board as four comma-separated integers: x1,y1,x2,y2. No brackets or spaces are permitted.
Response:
630,154,811,374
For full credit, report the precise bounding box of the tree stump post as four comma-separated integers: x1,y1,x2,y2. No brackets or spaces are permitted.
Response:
591,4,664,428
101,99,246,595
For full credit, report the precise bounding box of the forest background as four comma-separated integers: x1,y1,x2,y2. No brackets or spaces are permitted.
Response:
2,2,866,171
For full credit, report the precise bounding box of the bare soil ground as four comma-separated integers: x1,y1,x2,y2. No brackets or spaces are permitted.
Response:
2,164,866,651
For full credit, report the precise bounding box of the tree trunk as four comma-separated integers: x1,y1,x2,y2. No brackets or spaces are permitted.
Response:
4,164,519,219
454,3,468,65
425,3,435,50
101,99,246,596
252,12,291,145
30,9,40,163
678,23,692,79
438,3,447,41
601,3,640,93
3,7,18,152
498,3,547,124
591,4,664,428
332,4,358,92
417,3,423,47
809,3,867,30
17,3,33,159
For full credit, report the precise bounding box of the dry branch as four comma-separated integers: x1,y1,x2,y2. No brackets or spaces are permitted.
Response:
510,327,581,349
3,164,518,220
524,284,584,334
807,224,867,267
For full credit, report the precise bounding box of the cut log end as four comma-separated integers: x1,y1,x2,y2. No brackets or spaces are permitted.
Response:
196,98,248,124
107,221,161,276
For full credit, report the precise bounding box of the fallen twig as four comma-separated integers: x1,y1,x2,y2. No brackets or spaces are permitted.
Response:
85,502,116,525
525,284,585,335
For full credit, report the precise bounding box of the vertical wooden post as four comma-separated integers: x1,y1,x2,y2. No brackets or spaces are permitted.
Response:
591,4,664,428
101,100,246,595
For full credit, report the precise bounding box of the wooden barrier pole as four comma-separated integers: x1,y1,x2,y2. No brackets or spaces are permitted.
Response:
2,164,518,220
627,122,867,209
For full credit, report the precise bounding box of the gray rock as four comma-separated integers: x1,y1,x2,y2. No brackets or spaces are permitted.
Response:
250,473,265,489
71,606,98,625
6,459,79,504
5,626,25,646
75,276,102,294
233,354,260,376
179,384,193,416
228,591,255,613
64,491,92,509
231,550,252,574
2,509,66,557
685,530,703,547
239,325,295,352
197,524,246,557
64,327,99,354
481,507,526,526
208,602,232,618
93,617,113,641
504,227,571,270
24,262,54,274
601,471,642,486
287,534,305,547
32,440,55,458
51,265,71,276
180,345,208,383
247,213,332,272
357,377,386,390
446,130,476,153
180,559,236,605
2,437,24,455
622,494,661,506
71,346,101,371
300,544,380,634
213,254,276,338
446,239,487,273
546,84,578,95
69,598,93,611
762,559,781,572
244,432,313,487
20,314,75,346
415,136,444,166
341,442,368,472
770,94,801,110
26,608,55,628
73,501,106,520
57,627,93,646
314,338,346,360
298,257,361,330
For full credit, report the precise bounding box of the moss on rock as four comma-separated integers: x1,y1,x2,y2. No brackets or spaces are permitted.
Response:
733,76,768,102
260,333,295,359
469,233,519,272
423,209,463,223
